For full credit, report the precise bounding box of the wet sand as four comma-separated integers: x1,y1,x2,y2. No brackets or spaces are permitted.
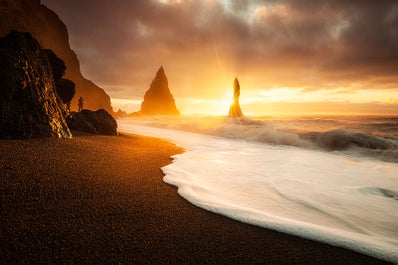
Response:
0,133,390,264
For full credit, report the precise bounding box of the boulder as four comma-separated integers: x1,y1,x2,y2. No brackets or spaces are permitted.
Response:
140,66,180,115
228,78,243,117
0,30,71,139
43,49,76,112
43,49,66,81
67,109,117,135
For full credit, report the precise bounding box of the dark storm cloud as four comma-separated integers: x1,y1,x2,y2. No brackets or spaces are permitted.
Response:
42,0,398,97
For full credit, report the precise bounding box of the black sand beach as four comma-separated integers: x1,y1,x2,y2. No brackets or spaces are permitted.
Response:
0,133,390,264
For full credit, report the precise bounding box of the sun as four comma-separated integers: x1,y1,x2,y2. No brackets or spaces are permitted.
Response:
215,90,234,115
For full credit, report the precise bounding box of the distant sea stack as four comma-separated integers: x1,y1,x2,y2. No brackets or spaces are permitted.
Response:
140,66,180,116
228,78,243,117
0,0,113,113
0,31,71,139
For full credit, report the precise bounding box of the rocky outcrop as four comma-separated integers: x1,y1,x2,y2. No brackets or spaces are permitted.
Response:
43,49,65,81
0,0,113,113
44,49,75,111
228,78,243,117
0,31,71,139
67,109,117,135
140,66,180,116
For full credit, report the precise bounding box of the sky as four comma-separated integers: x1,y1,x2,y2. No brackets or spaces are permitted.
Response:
42,0,398,115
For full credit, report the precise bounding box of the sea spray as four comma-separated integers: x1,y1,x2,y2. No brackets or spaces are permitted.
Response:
120,115,398,163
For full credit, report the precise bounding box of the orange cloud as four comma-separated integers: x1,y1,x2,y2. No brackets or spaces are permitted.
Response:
43,0,398,115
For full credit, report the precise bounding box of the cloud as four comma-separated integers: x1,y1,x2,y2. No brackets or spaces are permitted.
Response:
42,0,398,100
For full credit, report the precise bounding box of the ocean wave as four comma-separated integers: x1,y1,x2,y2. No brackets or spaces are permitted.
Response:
210,118,312,148
121,116,398,163
220,118,398,163
301,130,397,151
213,118,398,162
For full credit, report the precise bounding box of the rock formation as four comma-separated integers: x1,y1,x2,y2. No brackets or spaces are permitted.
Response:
56,78,76,112
140,66,180,115
0,0,113,113
228,78,243,117
0,31,71,139
43,49,66,81
67,109,118,135
44,49,75,112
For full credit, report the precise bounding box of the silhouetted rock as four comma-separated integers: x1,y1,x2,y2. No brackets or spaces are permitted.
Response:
67,109,117,135
43,49,66,81
0,31,71,139
114,109,127,118
228,78,243,117
0,0,113,113
140,66,180,115
43,49,75,112
56,78,76,112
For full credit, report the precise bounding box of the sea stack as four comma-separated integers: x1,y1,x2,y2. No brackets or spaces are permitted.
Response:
228,78,243,117
140,66,180,116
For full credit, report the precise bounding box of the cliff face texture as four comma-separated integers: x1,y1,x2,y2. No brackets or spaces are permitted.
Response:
140,66,180,116
0,0,113,113
0,31,71,139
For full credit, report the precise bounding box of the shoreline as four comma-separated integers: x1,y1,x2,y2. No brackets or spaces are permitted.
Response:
0,133,390,264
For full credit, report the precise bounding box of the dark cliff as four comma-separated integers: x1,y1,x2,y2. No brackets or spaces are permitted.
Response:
0,0,113,113
0,31,71,139
140,66,179,116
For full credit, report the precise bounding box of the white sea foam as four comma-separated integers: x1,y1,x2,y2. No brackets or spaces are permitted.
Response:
118,119,398,263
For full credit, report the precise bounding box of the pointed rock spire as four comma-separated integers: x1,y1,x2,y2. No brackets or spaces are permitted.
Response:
233,78,240,103
140,66,180,115
228,77,243,117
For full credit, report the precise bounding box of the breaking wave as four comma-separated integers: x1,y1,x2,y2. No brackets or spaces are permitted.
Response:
122,115,398,163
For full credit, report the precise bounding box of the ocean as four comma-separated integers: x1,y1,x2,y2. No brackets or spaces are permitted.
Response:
118,115,398,263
